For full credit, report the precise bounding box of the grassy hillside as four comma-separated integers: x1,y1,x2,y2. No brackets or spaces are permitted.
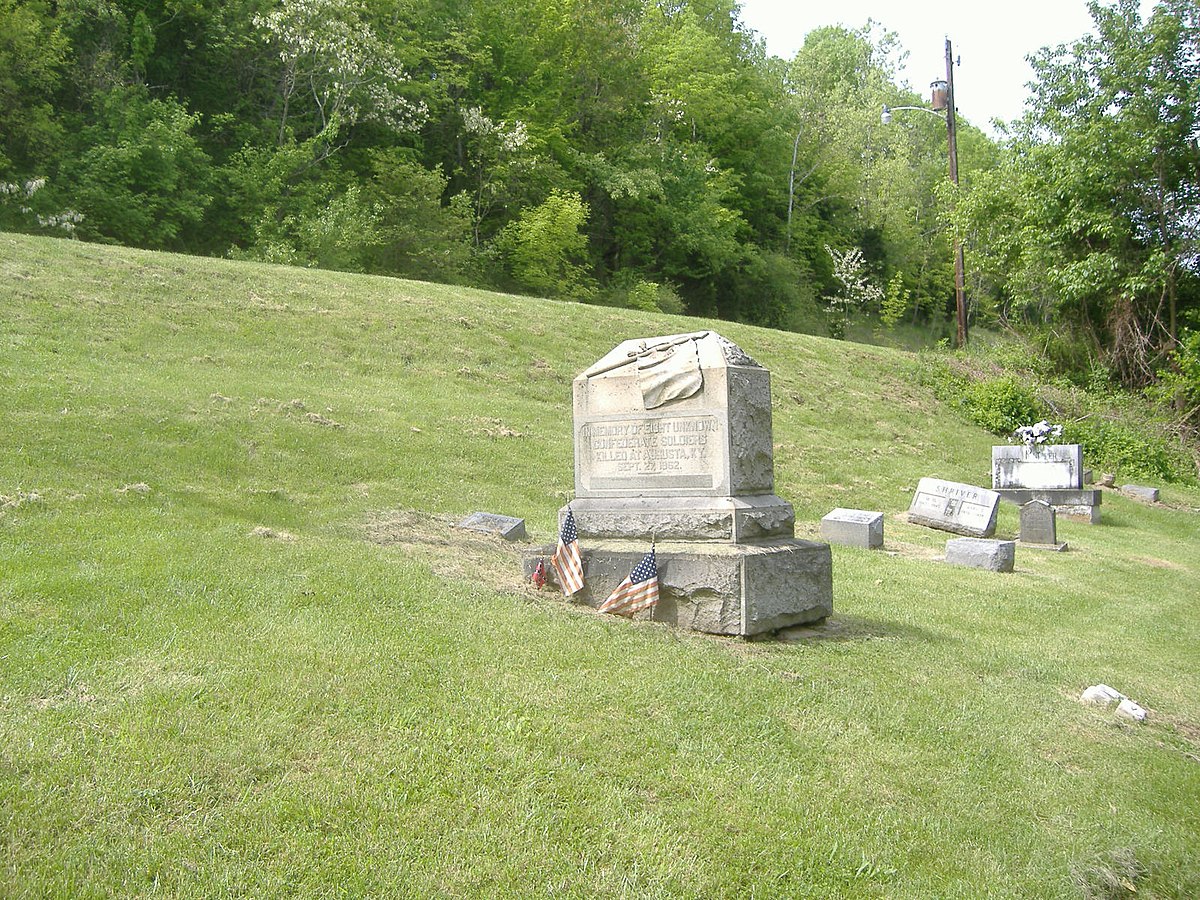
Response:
2,233,1198,898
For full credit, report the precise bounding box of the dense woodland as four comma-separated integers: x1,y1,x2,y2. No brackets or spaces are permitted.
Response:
2,0,1198,409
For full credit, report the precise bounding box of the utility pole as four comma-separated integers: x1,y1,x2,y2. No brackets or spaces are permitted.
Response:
944,38,967,348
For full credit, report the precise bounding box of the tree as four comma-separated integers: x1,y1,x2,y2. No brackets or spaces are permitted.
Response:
957,0,1200,384
497,189,594,300
61,86,212,249
0,0,67,176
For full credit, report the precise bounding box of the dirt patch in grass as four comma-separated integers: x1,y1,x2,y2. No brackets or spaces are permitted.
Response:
1071,847,1142,900
365,508,529,594
31,681,98,709
1130,555,1187,571
251,525,296,541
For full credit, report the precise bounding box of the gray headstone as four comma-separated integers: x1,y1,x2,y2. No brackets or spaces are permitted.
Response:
1082,469,1093,485
1019,499,1058,546
1120,485,1160,503
945,538,1016,573
820,508,884,549
907,477,1001,537
456,512,527,541
992,444,1083,490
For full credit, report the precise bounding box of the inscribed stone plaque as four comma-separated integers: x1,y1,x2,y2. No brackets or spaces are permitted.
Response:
907,477,1000,538
456,512,527,541
579,415,721,493
992,444,1083,491
1018,500,1057,546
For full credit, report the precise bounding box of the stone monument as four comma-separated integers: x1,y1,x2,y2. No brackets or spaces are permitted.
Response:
524,331,832,636
991,443,1101,523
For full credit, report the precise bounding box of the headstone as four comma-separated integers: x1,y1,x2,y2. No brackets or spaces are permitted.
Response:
907,477,1001,537
991,443,1101,523
1121,484,1160,503
1018,500,1066,551
992,443,1083,490
944,537,1016,572
820,508,884,549
522,331,832,636
1099,473,1116,488
456,512,527,541
1082,469,1094,485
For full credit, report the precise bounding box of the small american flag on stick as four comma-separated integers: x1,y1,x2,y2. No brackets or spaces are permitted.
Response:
598,546,658,617
551,508,585,596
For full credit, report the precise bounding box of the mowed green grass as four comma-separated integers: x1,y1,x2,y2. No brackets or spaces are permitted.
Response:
2,232,1198,898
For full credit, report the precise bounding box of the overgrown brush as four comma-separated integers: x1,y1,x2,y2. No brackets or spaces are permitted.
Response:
918,341,1199,483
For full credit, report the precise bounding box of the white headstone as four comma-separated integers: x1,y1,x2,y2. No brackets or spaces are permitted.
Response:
992,444,1083,490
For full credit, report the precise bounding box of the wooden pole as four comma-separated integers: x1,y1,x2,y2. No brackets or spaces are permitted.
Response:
946,38,968,348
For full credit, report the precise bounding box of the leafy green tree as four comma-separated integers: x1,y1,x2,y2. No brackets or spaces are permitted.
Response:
956,0,1199,385
497,189,594,300
0,0,67,176
364,150,474,282
61,86,211,249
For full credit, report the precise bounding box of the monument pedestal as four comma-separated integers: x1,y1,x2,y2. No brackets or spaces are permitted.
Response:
996,488,1101,524
524,538,832,636
565,494,795,543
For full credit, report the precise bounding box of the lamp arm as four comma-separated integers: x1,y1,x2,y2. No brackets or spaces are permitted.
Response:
882,105,945,119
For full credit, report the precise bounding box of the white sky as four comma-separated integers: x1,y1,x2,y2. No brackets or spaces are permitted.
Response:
737,0,1159,134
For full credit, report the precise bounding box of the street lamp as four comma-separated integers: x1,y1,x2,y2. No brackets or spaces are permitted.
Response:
881,39,967,348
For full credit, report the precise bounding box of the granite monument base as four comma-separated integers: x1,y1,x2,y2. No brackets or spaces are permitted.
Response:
565,494,795,543
997,488,1102,524
523,538,832,636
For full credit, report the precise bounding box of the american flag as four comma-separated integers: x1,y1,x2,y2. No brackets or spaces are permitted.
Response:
598,547,658,617
551,509,585,595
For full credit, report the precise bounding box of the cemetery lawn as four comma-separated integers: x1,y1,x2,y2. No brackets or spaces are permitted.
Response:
3,232,1200,899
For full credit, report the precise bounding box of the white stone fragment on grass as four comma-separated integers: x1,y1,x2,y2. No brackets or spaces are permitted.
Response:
1080,684,1125,706
1116,698,1148,722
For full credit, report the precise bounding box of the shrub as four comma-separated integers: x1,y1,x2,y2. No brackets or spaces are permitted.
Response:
962,377,1040,435
1065,418,1182,482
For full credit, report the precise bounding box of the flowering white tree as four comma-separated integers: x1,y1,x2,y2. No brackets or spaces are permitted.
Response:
460,106,532,245
0,177,83,234
823,244,883,339
254,0,425,147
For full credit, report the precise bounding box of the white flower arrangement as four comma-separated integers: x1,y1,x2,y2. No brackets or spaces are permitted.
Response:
1013,420,1063,447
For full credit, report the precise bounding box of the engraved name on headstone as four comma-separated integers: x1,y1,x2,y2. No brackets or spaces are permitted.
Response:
578,415,722,493
907,477,1000,538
